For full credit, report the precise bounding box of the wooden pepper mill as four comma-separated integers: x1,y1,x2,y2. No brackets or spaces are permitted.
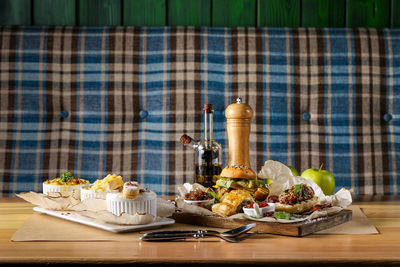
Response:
220,97,257,179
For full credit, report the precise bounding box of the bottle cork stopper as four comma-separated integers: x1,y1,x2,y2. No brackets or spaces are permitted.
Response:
180,134,191,144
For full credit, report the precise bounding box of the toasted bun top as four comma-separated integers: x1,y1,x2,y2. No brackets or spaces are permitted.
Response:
219,165,257,180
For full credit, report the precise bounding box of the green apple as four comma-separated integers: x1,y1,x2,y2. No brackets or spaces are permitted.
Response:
301,164,335,195
287,165,299,176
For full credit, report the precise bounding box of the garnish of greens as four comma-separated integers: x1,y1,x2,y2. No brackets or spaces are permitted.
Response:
215,176,234,188
292,183,304,195
59,172,73,184
256,179,266,186
206,188,217,201
273,211,291,220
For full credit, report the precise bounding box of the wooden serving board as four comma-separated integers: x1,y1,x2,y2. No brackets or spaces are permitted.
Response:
172,209,352,237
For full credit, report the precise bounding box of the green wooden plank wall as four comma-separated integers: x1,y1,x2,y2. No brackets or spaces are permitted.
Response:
0,0,399,27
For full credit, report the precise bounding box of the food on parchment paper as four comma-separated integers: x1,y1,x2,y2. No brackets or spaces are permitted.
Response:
272,183,319,214
213,171,269,203
211,190,253,217
81,174,125,201
90,174,124,192
107,182,156,217
44,172,89,186
43,172,89,196
122,181,140,199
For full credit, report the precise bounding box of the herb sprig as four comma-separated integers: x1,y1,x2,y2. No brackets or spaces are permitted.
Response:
59,172,73,184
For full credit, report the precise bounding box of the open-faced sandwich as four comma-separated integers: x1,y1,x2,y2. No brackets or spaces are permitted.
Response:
268,183,319,214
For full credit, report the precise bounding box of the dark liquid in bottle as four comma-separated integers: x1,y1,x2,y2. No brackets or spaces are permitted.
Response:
195,148,222,187
195,164,222,188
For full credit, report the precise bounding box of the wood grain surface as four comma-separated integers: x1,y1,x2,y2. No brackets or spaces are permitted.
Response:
258,0,300,27
302,0,345,27
123,0,166,26
212,0,256,27
168,0,211,26
0,0,398,28
0,0,31,25
33,0,75,26
78,0,121,26
1,198,400,264
172,209,352,236
347,0,390,27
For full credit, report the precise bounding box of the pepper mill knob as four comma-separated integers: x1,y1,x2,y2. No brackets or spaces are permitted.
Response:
225,98,253,120
220,97,257,180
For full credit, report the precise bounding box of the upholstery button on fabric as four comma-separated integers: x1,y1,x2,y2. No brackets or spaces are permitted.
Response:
140,110,148,119
302,112,311,121
383,113,392,122
60,110,69,118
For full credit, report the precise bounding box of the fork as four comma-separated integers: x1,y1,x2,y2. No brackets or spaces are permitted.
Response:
142,223,257,238
140,231,258,243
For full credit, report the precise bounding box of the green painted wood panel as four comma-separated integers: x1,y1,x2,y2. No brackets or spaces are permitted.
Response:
258,0,300,27
33,0,75,26
347,0,390,27
212,0,256,27
302,0,345,27
168,0,211,26
391,0,400,27
79,0,121,26
0,0,31,25
123,0,166,26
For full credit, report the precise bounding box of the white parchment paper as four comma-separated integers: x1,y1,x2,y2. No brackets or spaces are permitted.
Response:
17,191,176,225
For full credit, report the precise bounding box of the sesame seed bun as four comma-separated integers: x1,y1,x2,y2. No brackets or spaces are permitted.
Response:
219,165,257,180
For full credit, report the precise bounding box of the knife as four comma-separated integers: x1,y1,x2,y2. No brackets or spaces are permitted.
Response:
142,230,219,237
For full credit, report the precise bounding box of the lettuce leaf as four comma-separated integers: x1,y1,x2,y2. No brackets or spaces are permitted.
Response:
256,179,266,186
273,211,291,220
216,177,234,188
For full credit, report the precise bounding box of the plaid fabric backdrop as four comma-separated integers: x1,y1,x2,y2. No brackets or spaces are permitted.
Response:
0,26,399,197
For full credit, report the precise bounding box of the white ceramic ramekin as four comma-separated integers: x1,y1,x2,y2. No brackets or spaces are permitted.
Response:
80,185,107,201
42,183,87,196
243,203,275,218
106,191,157,217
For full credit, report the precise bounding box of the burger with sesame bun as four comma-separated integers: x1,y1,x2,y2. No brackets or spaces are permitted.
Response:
213,165,269,203
211,165,270,217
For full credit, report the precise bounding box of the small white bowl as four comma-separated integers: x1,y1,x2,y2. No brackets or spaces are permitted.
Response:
106,191,157,217
183,198,215,208
80,185,107,201
42,183,87,196
243,203,275,218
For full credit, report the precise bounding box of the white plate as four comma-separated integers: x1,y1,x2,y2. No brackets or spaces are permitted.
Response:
33,207,175,233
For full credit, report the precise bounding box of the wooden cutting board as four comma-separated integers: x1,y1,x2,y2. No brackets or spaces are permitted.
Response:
172,209,352,237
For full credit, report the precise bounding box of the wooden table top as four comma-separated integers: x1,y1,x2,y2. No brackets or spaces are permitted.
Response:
1,197,400,265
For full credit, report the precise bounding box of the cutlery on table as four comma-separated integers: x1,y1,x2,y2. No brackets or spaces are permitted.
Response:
142,223,256,237
140,231,258,243
140,223,258,242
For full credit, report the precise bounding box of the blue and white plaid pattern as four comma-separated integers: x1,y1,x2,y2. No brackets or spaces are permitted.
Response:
0,26,399,196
